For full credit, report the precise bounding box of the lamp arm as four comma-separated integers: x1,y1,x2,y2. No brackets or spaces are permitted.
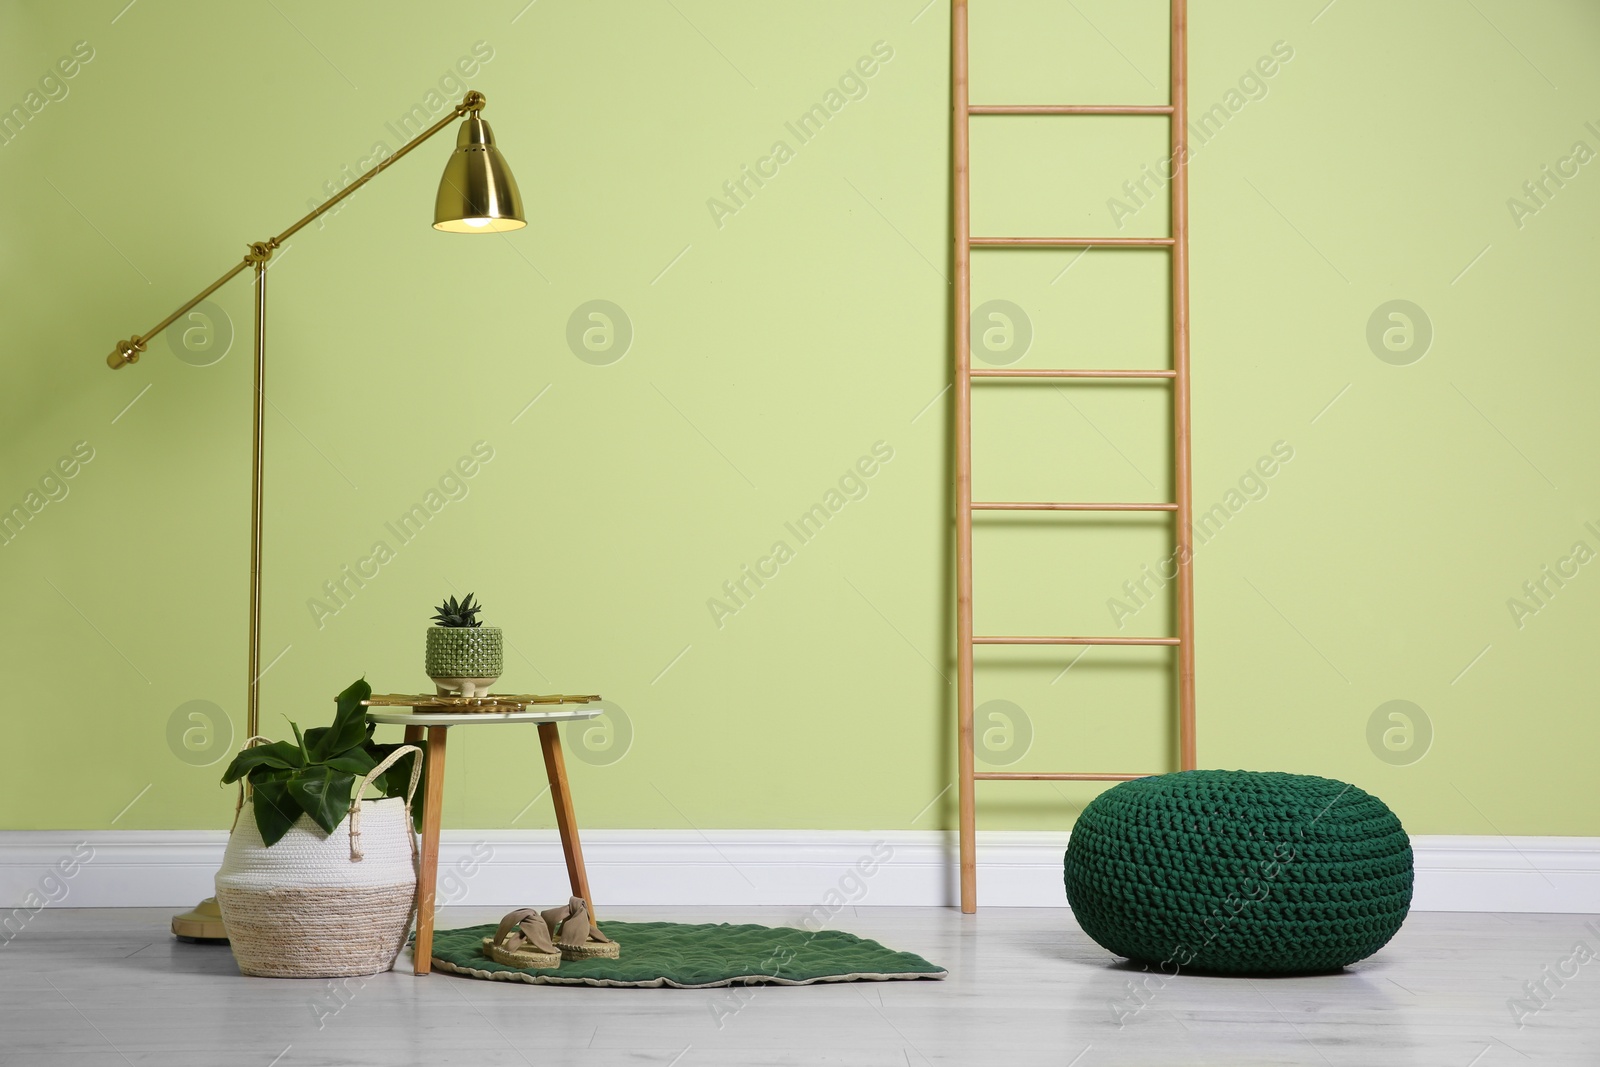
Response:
105,90,487,369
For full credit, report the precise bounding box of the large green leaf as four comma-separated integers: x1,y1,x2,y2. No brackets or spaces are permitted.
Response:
285,766,357,835
308,677,372,762
251,777,300,847
221,740,305,785
300,726,331,760
325,749,378,777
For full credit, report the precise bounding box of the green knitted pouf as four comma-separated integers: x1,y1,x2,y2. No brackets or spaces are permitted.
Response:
1063,770,1412,975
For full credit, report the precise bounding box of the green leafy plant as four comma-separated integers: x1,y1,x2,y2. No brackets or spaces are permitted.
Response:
221,677,423,847
431,593,484,628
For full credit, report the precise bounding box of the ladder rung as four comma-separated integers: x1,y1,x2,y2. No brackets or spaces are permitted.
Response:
974,636,1181,646
973,501,1177,511
969,104,1173,115
971,368,1176,379
971,236,1174,248
975,772,1154,781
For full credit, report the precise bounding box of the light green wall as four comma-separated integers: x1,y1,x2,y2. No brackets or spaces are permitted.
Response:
2,1,1596,837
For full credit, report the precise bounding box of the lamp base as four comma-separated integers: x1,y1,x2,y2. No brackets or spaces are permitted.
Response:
171,896,229,943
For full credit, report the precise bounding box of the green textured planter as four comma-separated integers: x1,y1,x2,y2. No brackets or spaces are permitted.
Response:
425,626,503,691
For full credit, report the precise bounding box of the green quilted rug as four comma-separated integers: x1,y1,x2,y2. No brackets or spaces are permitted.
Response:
429,921,948,988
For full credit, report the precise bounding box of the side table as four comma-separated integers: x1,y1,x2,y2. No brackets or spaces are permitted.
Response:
364,694,603,975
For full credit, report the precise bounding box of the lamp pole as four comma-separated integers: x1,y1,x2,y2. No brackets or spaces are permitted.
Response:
247,254,267,740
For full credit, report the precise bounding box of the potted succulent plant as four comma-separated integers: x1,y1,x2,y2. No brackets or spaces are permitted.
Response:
426,593,502,696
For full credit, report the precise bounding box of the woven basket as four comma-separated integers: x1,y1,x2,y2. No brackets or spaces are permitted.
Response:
216,745,422,979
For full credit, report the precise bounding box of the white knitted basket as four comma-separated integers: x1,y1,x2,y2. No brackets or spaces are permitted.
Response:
216,744,422,979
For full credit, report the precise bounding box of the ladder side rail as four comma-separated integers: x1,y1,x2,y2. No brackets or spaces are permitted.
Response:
952,0,979,916
1170,0,1197,770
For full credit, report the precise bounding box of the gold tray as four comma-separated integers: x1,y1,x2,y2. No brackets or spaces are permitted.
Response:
362,693,601,714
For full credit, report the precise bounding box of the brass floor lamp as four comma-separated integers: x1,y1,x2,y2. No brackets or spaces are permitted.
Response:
103,90,526,940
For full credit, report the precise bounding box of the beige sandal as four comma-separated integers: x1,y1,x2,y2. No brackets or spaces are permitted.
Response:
542,896,620,960
483,907,562,969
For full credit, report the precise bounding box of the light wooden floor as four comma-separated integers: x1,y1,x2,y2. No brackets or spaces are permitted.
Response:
1,906,1596,1065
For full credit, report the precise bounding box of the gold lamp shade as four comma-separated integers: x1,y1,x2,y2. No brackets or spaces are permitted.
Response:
433,113,525,233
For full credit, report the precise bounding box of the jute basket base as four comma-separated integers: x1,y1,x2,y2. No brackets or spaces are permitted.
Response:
217,884,415,978
482,937,561,970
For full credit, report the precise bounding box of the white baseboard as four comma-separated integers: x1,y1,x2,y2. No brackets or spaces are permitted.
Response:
1,830,1596,914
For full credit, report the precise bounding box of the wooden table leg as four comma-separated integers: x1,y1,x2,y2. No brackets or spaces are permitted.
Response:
538,721,594,917
413,725,448,975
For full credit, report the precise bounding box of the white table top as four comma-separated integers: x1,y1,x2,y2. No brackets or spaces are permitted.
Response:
366,707,602,726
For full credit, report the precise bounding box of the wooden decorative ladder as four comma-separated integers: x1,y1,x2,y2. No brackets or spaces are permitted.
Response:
952,0,1196,913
